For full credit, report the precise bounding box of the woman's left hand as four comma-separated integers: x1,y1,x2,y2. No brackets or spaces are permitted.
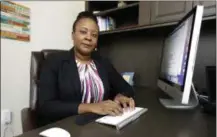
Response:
114,94,135,110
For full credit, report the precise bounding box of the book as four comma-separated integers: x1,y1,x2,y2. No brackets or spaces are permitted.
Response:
121,72,135,86
97,16,116,31
95,107,148,130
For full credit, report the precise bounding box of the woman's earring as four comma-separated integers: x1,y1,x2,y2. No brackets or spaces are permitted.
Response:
95,48,98,51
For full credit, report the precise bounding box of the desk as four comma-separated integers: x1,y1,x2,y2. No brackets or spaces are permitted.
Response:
16,87,216,137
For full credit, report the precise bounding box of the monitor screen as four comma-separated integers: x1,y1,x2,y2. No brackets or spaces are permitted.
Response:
158,5,204,106
159,14,194,90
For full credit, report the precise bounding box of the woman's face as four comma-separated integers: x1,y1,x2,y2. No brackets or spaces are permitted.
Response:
73,18,99,56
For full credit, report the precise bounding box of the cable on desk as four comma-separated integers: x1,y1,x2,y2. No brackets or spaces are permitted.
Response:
191,83,199,104
3,123,14,137
192,83,209,102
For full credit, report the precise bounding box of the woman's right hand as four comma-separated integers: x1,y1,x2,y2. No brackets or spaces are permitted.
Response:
90,100,123,116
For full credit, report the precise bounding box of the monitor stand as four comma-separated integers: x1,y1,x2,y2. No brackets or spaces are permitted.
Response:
159,84,199,109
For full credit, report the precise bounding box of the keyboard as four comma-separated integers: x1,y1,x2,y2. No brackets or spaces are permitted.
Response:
95,107,148,130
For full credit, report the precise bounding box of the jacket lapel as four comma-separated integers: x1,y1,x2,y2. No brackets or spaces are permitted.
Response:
67,48,82,98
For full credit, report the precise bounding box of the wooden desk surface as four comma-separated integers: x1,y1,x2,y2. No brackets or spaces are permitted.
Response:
16,87,216,137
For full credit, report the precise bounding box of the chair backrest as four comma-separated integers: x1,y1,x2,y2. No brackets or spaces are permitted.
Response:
22,49,67,133
29,49,67,111
21,108,37,132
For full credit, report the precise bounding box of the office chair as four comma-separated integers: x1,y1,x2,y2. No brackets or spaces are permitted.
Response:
21,49,66,133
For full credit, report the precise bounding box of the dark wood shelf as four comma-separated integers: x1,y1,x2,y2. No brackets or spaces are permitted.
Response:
99,15,216,36
202,15,216,21
94,2,139,17
99,22,177,35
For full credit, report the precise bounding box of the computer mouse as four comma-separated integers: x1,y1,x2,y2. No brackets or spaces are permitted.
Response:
39,127,70,137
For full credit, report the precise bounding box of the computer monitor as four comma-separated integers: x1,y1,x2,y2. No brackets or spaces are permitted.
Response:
157,5,204,109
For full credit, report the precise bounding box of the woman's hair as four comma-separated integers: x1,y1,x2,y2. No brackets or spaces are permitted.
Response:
72,11,98,32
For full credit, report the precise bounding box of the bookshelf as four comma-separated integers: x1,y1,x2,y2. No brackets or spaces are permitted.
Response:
94,3,139,17
86,1,139,33
85,1,216,36
99,22,177,35
98,15,216,35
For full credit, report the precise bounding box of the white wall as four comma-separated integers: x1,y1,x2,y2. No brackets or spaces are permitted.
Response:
1,1,84,136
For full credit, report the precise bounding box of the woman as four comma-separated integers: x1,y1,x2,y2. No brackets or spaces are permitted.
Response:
37,11,135,126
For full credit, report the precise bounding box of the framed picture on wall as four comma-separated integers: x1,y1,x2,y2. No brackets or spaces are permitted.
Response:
1,1,30,42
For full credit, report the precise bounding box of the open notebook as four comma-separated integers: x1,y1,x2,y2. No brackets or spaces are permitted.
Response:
95,107,148,130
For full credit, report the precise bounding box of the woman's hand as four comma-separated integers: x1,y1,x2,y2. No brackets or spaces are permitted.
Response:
114,94,135,110
89,100,123,116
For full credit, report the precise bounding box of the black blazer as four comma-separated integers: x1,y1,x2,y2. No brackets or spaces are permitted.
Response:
36,48,134,126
